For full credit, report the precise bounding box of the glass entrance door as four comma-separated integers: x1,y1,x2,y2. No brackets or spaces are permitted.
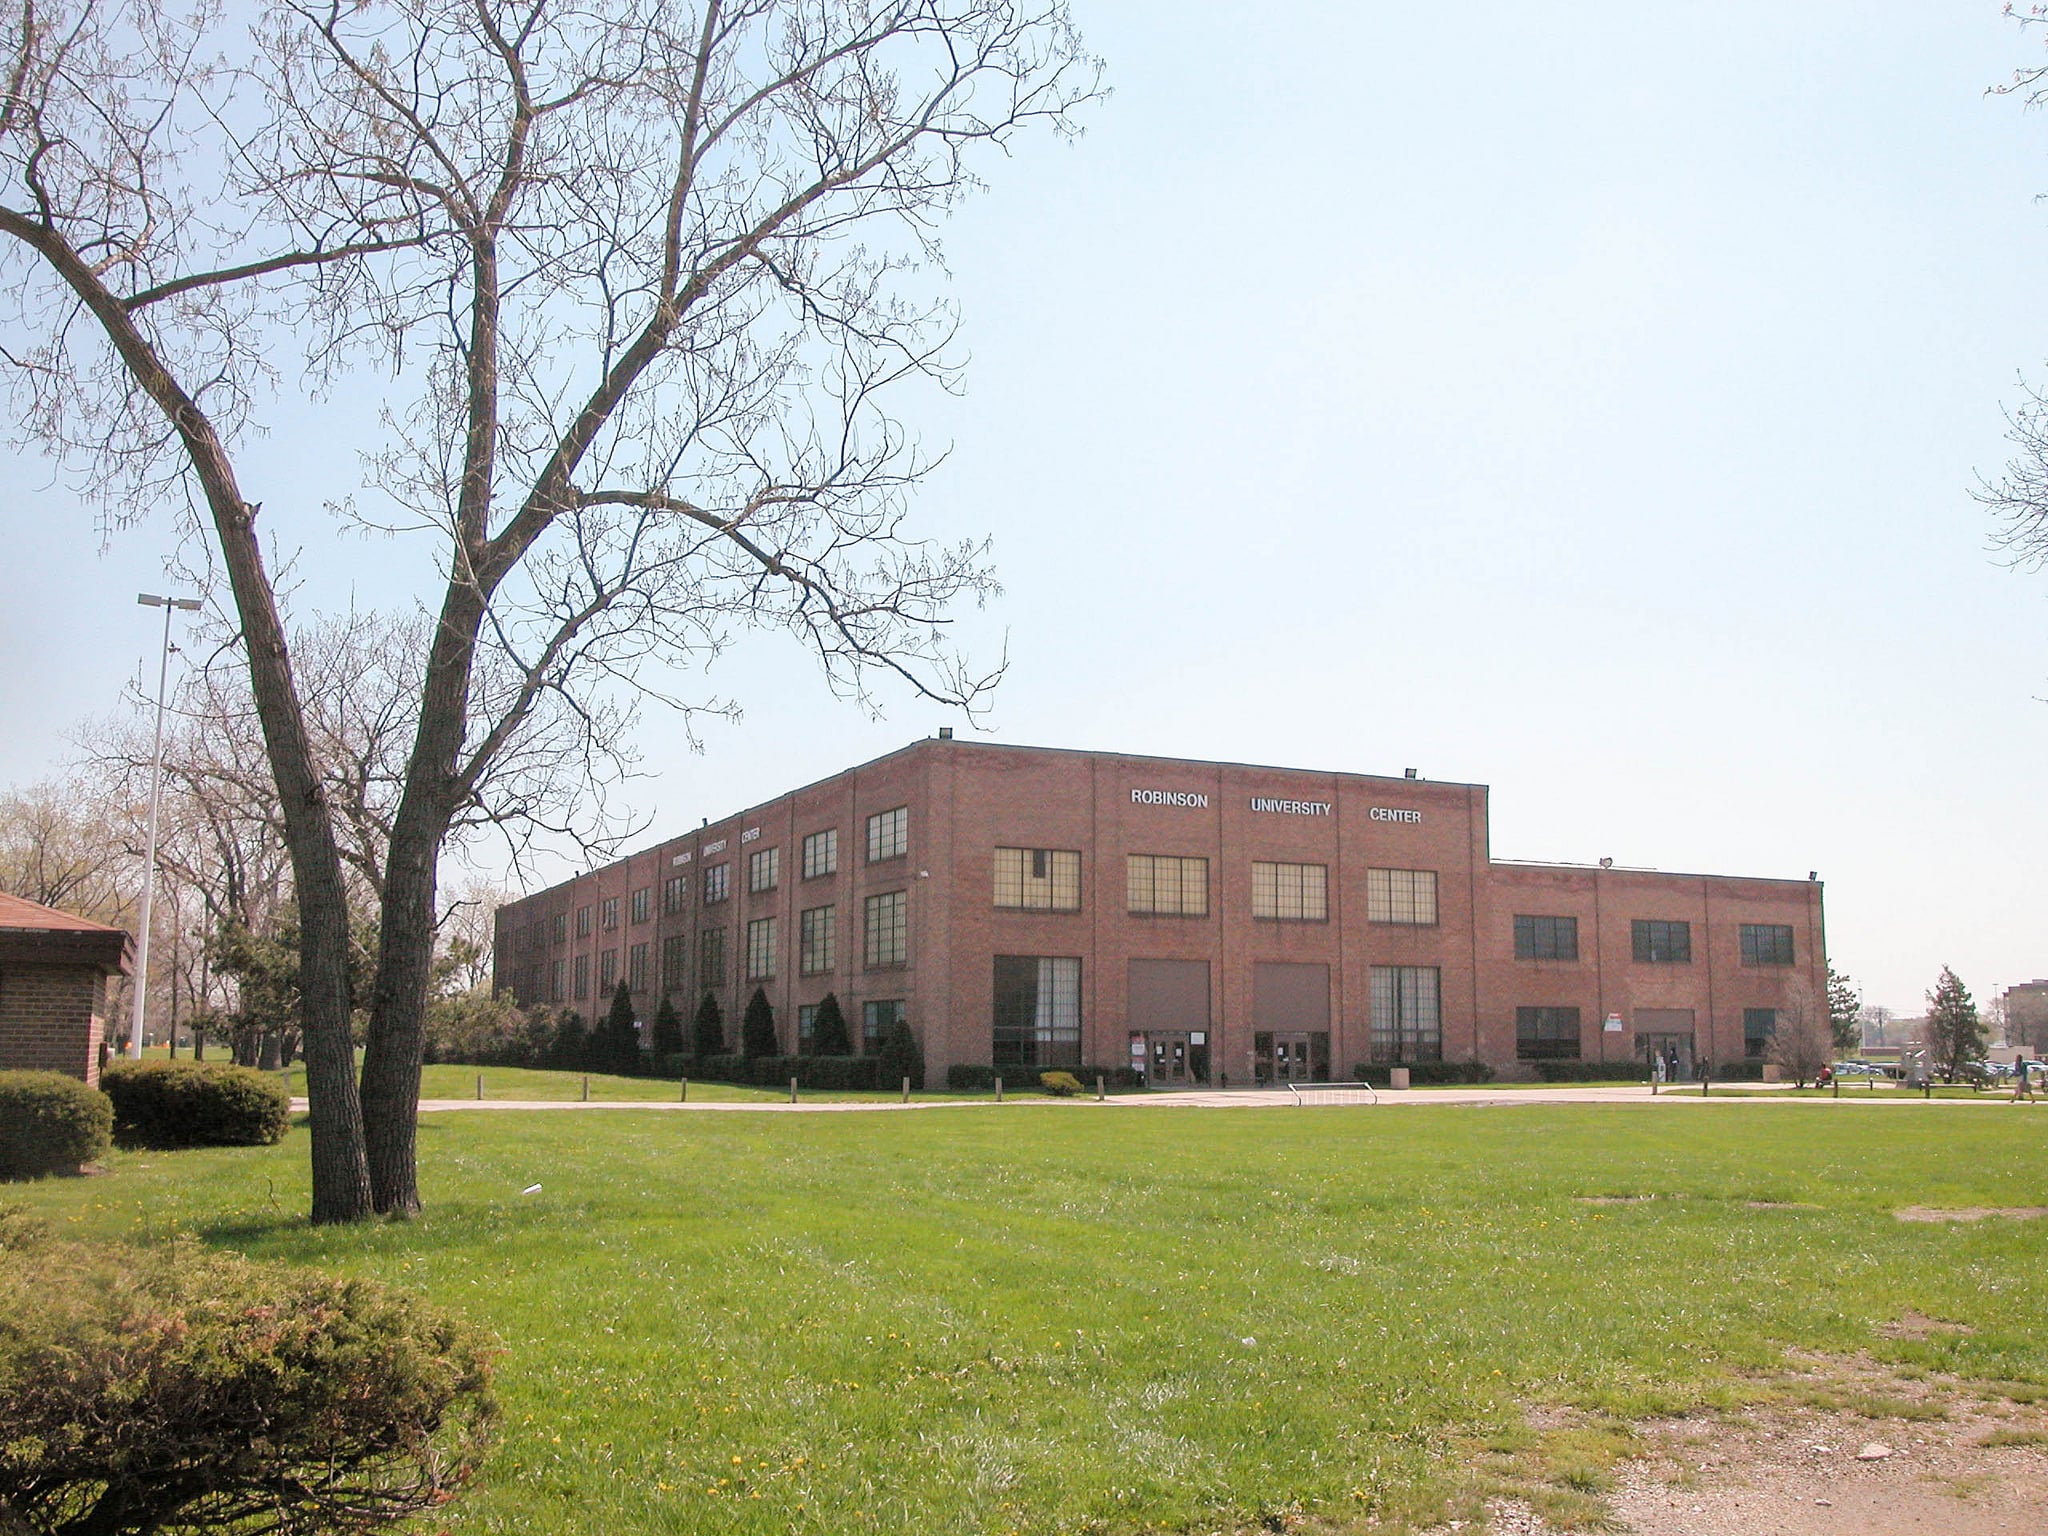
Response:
1255,1031,1326,1084
1149,1031,1192,1085
1638,1032,1694,1079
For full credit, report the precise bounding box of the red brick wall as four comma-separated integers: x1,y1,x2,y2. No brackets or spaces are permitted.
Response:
0,963,108,1086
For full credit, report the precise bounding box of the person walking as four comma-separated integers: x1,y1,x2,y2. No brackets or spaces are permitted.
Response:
2013,1058,2036,1104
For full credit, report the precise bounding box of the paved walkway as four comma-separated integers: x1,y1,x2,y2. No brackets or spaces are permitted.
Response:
287,1084,2039,1114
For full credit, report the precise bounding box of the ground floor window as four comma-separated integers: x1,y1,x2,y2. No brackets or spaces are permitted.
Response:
798,1003,818,1052
863,998,904,1055
1369,965,1441,1062
1743,1008,1776,1059
993,955,1082,1068
1516,1006,1581,1061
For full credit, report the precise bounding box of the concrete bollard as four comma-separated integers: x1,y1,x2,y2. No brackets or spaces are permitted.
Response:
581,1074,589,1102
901,1076,911,1103
996,1077,1004,1103
790,1076,798,1104
476,1073,483,1101
680,1077,688,1103
1096,1074,1105,1101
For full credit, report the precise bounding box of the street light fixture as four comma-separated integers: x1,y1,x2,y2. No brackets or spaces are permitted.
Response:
131,593,202,1060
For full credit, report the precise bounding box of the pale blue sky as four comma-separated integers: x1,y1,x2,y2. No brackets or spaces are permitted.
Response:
5,2,2046,1015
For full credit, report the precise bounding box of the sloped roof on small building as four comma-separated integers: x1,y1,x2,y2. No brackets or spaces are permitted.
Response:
0,892,133,972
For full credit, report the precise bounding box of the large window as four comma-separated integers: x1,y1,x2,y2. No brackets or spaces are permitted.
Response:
800,905,836,975
1740,924,1794,967
628,941,650,992
1632,919,1692,964
863,999,903,1055
1514,914,1579,961
993,956,1082,1068
551,912,567,944
864,891,908,968
573,953,589,1000
630,886,651,924
749,846,780,894
576,905,592,939
699,927,726,987
663,875,686,915
1743,1007,1776,1059
600,896,618,931
802,828,839,880
993,847,1081,911
867,806,908,863
1515,1006,1581,1061
1366,867,1438,926
549,959,565,1003
746,917,777,981
662,934,687,995
1369,965,1441,1062
703,863,729,904
1126,854,1208,917
599,948,618,991
1251,861,1328,922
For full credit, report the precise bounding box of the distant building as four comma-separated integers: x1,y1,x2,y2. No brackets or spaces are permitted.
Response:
0,891,134,1086
2004,980,2048,1054
494,739,1827,1086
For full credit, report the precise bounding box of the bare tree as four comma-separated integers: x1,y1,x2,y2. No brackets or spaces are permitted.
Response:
0,780,136,921
1764,991,1831,1089
3,0,1099,1220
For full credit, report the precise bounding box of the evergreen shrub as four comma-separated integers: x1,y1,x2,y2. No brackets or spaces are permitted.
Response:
741,988,778,1058
1039,1071,1082,1096
875,1018,924,1091
1527,1060,1651,1083
0,1072,112,1179
1351,1060,1495,1087
101,1061,290,1148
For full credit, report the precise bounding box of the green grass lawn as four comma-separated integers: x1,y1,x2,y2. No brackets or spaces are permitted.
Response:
15,1102,2048,1533
274,1061,996,1104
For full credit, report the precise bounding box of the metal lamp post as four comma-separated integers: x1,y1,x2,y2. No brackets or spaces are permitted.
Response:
130,593,202,1059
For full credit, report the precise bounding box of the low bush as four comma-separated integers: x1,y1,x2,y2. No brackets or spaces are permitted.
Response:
101,1061,291,1148
421,991,556,1067
946,1064,1142,1092
1082,1066,1149,1092
946,1064,1000,1091
1039,1071,1082,1096
874,1018,925,1091
1528,1060,1652,1083
663,1054,883,1090
0,1210,496,1536
1352,1060,1496,1086
0,1072,112,1179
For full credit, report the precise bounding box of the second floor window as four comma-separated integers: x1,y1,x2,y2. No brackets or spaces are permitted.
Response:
576,905,592,938
993,847,1081,911
1514,914,1579,962
749,846,780,893
662,934,688,994
1126,854,1208,917
1366,868,1437,926
802,828,839,879
600,897,618,930
599,948,619,991
1633,919,1692,964
746,917,777,981
865,890,908,968
699,927,726,986
663,875,686,914
1740,924,1794,966
630,887,651,924
1251,861,1327,922
800,905,836,975
551,912,567,944
628,941,650,991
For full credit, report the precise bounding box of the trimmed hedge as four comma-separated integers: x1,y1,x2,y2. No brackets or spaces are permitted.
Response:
1529,1060,1652,1083
0,1071,112,1179
656,1054,882,1090
102,1060,291,1148
1039,1071,1083,1097
945,1064,1148,1092
1351,1060,1495,1086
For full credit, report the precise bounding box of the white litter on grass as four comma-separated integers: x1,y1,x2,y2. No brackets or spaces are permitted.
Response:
521,1183,542,1195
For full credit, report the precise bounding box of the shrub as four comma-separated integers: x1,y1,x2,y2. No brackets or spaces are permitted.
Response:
741,987,779,1058
0,1072,112,1179
422,991,554,1067
1039,1071,1082,1096
589,980,644,1076
1080,1065,1148,1092
649,995,685,1060
809,992,852,1056
692,992,724,1057
875,1018,925,1091
547,1011,587,1069
101,1061,290,1149
1527,1060,1652,1083
1351,1060,1496,1087
0,1212,496,1536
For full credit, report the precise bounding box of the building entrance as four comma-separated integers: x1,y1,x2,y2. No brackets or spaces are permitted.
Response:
1253,1031,1330,1085
1131,1030,1209,1086
1637,1032,1694,1079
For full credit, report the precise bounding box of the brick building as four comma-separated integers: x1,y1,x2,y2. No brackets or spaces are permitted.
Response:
493,739,1827,1085
0,892,134,1086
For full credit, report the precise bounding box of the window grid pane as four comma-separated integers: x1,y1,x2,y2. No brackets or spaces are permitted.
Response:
1632,919,1692,964
865,891,908,968
663,876,686,915
1515,1005,1581,1060
992,955,1083,1068
662,934,687,994
1126,854,1208,916
1251,861,1327,921
800,905,837,975
599,949,618,991
631,887,651,924
1368,965,1442,1062
746,916,777,980
703,864,729,904
1739,924,1794,966
1366,868,1438,925
698,928,726,986
802,829,839,880
993,847,1082,911
749,847,780,894
1513,914,1579,961
866,806,908,863
628,941,649,991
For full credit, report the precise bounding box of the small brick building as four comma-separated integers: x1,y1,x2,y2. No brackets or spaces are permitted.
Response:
0,892,134,1087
